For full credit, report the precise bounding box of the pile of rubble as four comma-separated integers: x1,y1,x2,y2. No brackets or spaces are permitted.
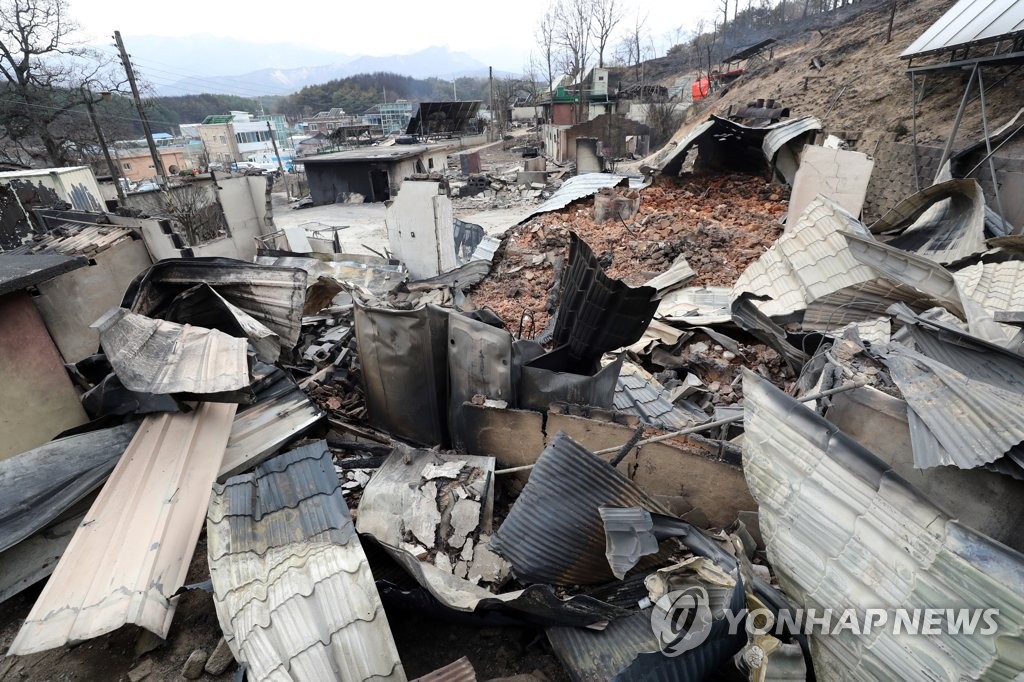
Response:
3,107,1024,682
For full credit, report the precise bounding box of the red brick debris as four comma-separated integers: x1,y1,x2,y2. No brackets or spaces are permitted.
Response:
469,174,788,332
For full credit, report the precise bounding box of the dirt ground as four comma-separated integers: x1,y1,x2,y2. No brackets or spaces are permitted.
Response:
469,173,787,333
650,0,1024,163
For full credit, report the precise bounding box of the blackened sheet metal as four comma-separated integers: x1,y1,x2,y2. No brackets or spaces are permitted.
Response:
81,374,179,419
255,254,406,298
731,293,809,372
0,254,86,295
163,283,281,363
519,347,623,412
0,422,138,553
869,179,987,265
355,302,450,447
490,432,673,586
122,258,306,352
552,233,658,367
448,312,514,449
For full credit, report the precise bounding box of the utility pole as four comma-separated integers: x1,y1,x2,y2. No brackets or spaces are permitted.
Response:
266,120,289,200
489,66,496,139
82,87,128,206
113,30,166,188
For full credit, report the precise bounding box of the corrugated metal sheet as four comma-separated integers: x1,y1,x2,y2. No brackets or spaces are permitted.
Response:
163,283,281,363
761,116,824,162
955,260,1024,312
255,254,406,297
732,198,942,330
652,119,716,175
208,441,405,682
553,233,659,365
93,307,251,395
124,259,306,351
8,402,237,655
870,179,987,265
743,370,1024,681
448,313,513,450
657,286,732,324
469,235,500,263
614,362,703,430
411,657,477,682
0,513,82,604
877,341,1024,471
219,367,323,481
0,423,138,553
524,174,649,219
901,0,1024,58
0,254,85,296
489,432,672,586
643,256,695,296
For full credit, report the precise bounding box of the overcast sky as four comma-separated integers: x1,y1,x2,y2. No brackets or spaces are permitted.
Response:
70,0,724,72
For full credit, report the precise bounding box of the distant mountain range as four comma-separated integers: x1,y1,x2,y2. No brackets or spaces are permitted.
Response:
118,35,514,96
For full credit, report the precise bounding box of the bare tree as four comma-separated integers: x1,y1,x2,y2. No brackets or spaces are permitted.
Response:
591,0,623,69
554,0,593,124
620,11,651,83
163,182,225,246
523,54,544,122
0,0,119,166
536,9,559,123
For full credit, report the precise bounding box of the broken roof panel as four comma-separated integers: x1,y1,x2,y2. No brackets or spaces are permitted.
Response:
0,422,138,554
219,366,323,482
614,362,703,430
208,441,405,682
553,233,659,366
6,217,137,257
524,174,649,220
490,432,672,586
8,402,237,655
0,254,86,296
163,283,281,363
901,0,1024,58
94,308,251,395
656,286,732,324
411,657,477,682
406,101,482,135
760,116,824,166
955,260,1024,313
123,258,306,352
742,370,1024,680
877,341,1024,471
255,254,406,298
870,179,987,265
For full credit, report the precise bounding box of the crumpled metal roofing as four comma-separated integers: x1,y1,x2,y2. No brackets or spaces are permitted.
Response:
955,260,1024,314
614,362,702,430
742,370,1024,680
490,432,672,586
8,402,237,655
219,365,324,481
656,286,733,324
553,233,659,366
208,441,405,682
524,174,649,220
732,198,943,331
876,340,1024,471
901,0,1024,58
123,258,306,351
761,116,824,163
93,307,251,395
869,179,987,265
255,254,406,297
643,255,695,296
163,283,281,363
0,422,138,554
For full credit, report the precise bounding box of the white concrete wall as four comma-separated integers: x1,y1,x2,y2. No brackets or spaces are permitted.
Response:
385,180,457,279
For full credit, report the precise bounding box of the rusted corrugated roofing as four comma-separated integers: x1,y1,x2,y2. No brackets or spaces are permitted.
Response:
207,441,405,682
8,402,237,655
93,308,251,395
489,432,672,586
0,422,138,553
901,0,1024,58
742,370,1024,680
123,259,306,352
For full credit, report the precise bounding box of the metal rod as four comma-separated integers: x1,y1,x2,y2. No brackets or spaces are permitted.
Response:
936,63,978,181
975,68,1007,224
964,119,1024,177
910,72,920,192
495,380,868,474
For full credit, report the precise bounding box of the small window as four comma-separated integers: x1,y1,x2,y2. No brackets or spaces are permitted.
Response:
122,162,131,170
428,158,434,169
